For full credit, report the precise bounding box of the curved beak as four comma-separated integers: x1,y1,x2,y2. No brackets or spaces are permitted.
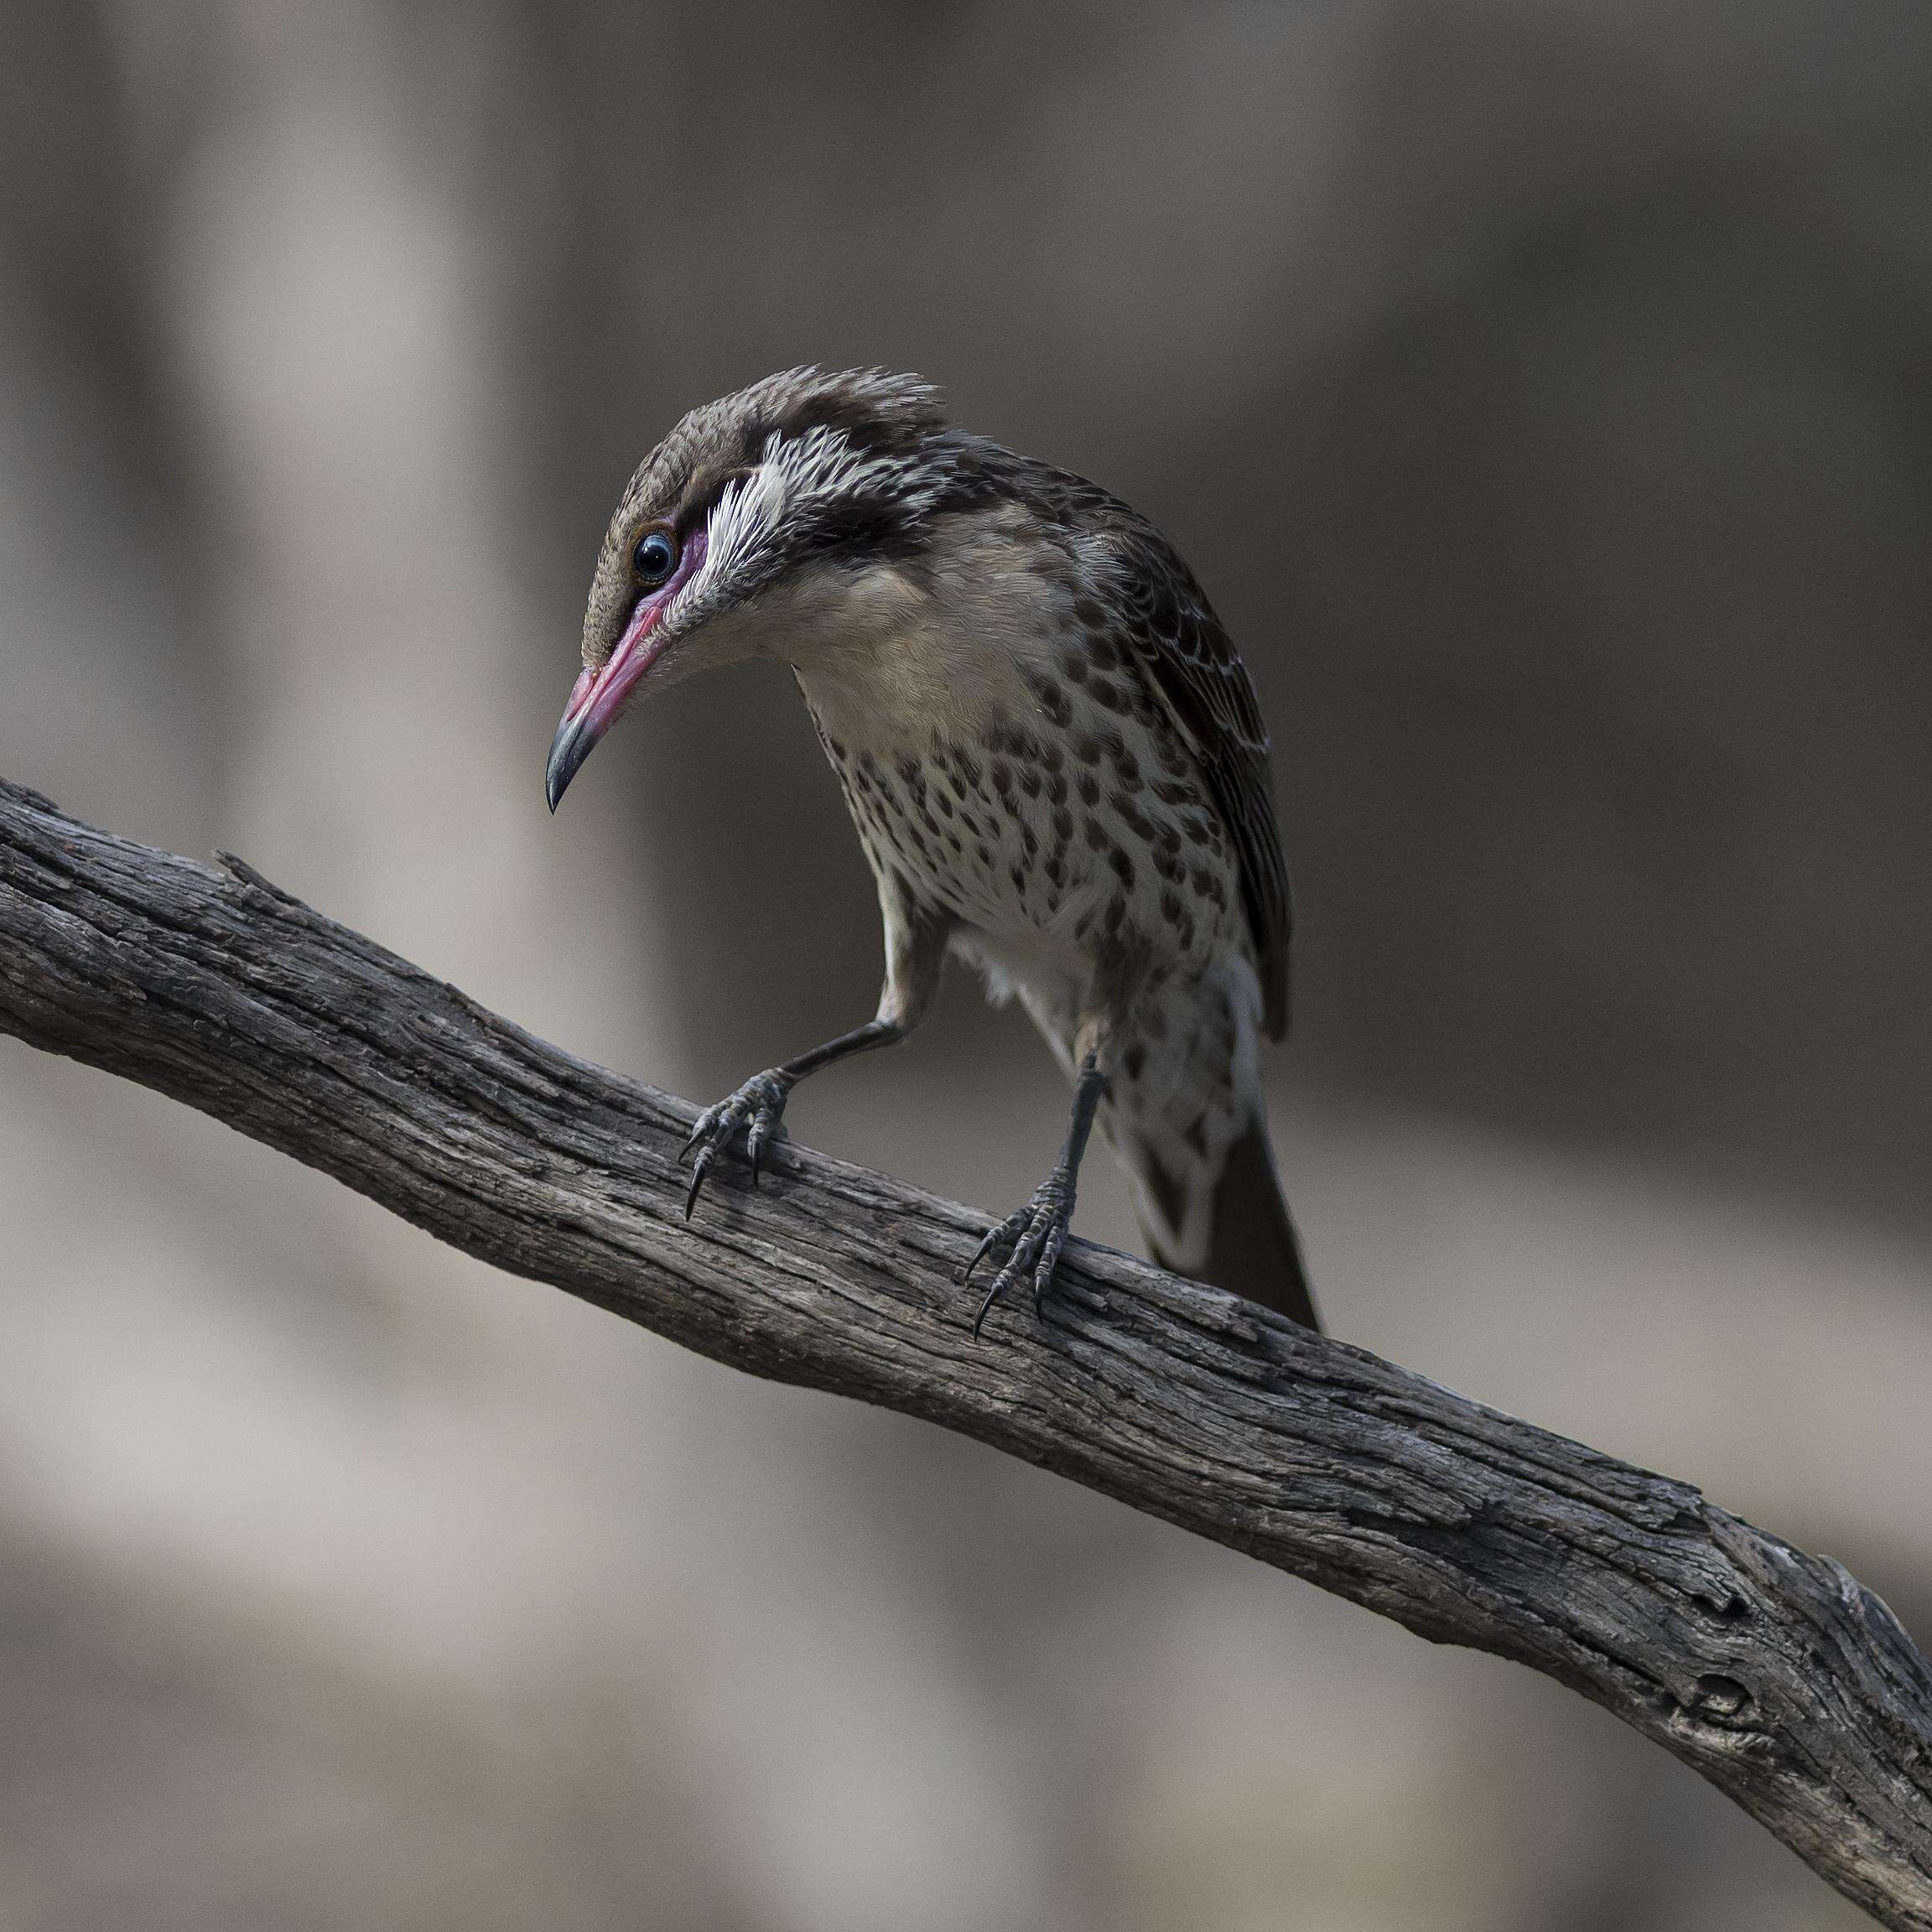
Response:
547,530,709,813
544,594,666,812
546,671,599,812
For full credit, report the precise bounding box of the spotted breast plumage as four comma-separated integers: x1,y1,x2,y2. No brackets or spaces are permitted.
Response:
546,367,1317,1332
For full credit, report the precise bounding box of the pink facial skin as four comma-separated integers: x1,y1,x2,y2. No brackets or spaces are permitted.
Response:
546,525,710,810
564,525,710,745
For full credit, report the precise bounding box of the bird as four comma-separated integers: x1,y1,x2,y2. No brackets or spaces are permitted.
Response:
546,367,1318,1333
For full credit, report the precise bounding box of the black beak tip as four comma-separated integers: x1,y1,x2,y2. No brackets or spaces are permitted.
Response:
546,716,590,814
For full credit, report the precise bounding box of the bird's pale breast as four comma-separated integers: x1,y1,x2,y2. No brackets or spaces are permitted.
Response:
802,594,1240,967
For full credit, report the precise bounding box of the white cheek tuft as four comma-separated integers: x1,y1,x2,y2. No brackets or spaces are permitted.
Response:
693,461,786,605
678,424,947,626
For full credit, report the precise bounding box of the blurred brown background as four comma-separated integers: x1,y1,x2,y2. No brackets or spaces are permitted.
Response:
3,3,1929,1928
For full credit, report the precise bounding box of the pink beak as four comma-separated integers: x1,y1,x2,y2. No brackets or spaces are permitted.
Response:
546,530,707,810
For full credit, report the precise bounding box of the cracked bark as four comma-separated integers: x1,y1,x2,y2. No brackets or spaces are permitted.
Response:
1,776,1929,1926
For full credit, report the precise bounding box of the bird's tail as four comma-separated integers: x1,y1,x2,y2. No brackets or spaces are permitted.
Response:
1139,1119,1321,1332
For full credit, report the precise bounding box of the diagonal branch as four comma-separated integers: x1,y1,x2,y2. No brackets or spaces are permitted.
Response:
1,775,1929,1926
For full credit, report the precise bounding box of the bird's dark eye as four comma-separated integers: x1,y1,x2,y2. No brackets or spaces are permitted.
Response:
631,527,678,586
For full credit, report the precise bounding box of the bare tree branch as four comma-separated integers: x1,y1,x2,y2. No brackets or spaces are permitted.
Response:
2,776,1929,1924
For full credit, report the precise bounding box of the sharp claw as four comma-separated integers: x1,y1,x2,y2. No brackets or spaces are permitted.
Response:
678,1073,794,1213
684,1153,711,1219
963,1220,1008,1288
966,1169,1078,1334
974,1244,1031,1336
971,1272,1005,1339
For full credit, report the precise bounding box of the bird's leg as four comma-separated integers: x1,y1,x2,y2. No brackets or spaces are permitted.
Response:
681,1016,903,1215
969,1043,1109,1334
682,895,949,1217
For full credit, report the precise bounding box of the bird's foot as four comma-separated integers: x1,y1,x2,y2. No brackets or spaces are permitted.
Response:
967,1166,1076,1336
680,1069,793,1215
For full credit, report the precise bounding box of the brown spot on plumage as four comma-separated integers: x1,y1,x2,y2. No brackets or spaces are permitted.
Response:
1030,675,1072,728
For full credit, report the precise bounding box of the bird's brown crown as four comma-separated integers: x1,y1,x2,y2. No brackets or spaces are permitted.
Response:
581,368,957,670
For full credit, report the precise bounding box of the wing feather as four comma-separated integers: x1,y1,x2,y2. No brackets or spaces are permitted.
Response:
1096,522,1292,1039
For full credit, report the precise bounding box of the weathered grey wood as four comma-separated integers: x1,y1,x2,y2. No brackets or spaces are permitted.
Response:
1,775,1928,1924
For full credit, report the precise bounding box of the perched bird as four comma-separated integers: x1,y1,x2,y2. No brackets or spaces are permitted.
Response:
547,368,1318,1332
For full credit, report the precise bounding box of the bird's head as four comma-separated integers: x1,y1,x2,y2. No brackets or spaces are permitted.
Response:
545,366,962,810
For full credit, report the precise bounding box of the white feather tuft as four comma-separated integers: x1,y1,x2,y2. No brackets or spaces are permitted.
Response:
674,423,944,627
